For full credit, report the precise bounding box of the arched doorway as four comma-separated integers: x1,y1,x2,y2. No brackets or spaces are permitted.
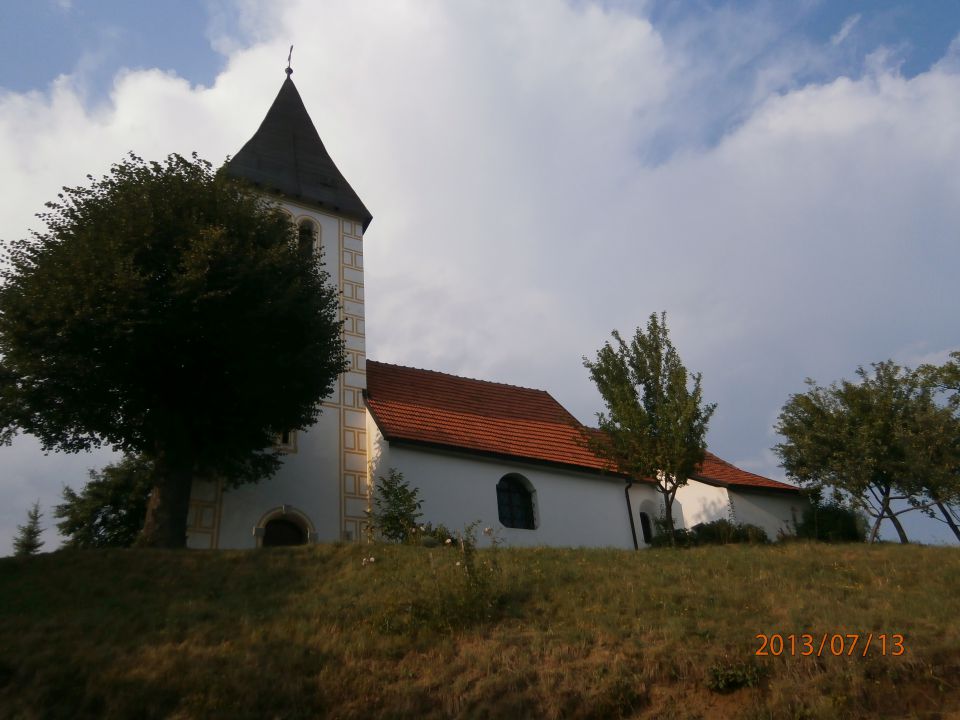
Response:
263,517,307,547
254,505,316,548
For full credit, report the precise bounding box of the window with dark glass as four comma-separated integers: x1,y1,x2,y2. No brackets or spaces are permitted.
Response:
496,475,535,529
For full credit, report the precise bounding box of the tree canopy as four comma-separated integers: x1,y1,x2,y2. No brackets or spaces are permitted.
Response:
774,360,960,543
583,311,716,544
0,153,347,547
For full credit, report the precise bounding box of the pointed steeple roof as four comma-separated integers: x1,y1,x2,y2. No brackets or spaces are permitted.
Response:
227,70,373,230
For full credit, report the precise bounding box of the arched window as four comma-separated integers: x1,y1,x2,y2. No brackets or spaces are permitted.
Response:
298,219,317,258
638,512,653,545
496,474,536,529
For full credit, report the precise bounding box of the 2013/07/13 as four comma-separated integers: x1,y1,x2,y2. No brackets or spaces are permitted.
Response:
755,633,906,657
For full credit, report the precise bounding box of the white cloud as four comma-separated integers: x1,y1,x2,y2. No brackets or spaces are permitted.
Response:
831,14,860,46
2,1,959,550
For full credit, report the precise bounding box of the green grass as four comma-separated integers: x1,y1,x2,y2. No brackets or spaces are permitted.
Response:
1,542,959,719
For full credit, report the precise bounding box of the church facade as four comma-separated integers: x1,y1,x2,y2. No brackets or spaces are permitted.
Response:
184,71,803,550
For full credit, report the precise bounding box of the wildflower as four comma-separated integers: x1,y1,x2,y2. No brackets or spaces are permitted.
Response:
483,527,493,536
445,538,452,545
368,556,376,564
361,558,368,567
455,561,461,567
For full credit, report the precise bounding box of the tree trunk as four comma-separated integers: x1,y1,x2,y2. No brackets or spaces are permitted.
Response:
935,500,960,543
868,486,910,544
868,513,883,544
886,508,910,544
663,492,676,547
138,455,194,548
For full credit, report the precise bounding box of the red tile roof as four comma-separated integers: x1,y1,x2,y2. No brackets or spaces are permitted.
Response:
365,360,798,493
696,452,797,491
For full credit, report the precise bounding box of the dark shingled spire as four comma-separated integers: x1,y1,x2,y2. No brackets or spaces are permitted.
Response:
226,73,373,230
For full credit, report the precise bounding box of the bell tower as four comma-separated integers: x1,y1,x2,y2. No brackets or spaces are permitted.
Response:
185,65,373,548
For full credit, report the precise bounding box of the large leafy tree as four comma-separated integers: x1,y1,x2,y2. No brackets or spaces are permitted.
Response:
584,312,716,544
774,361,960,543
0,153,347,547
55,456,154,549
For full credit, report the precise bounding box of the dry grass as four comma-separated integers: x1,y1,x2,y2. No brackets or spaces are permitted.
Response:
1,542,959,719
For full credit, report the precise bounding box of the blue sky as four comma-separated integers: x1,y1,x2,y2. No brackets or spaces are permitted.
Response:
1,0,959,550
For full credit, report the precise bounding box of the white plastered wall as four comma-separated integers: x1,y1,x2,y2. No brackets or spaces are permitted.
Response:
728,489,804,540
366,421,659,549
674,480,732,529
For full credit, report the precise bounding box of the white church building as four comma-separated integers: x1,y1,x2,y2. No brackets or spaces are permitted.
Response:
185,69,803,550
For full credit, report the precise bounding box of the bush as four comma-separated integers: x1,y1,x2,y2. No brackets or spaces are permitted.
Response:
650,516,769,547
366,468,423,543
795,501,866,543
693,519,769,545
412,522,456,548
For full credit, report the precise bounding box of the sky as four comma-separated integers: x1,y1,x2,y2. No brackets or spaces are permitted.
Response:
1,0,958,551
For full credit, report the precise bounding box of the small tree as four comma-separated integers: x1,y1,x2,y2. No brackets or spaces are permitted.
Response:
0,153,347,547
55,455,154,549
13,501,44,557
584,312,716,545
366,468,423,543
774,361,960,543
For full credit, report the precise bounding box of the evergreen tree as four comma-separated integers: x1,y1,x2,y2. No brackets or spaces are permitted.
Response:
366,469,423,543
13,501,44,557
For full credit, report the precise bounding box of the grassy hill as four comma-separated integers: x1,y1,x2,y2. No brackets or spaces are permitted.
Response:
1,541,959,719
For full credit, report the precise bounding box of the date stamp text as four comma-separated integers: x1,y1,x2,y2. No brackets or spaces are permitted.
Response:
754,633,906,657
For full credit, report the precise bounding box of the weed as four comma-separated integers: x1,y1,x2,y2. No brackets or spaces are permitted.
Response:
706,657,765,692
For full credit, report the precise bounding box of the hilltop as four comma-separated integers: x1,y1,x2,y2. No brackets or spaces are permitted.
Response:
1,542,958,719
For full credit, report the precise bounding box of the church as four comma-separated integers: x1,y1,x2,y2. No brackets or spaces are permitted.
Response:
184,68,803,550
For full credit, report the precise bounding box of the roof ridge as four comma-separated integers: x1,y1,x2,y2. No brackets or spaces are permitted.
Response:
367,359,558,397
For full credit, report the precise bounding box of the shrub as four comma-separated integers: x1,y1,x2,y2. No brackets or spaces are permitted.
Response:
795,501,867,543
650,516,769,547
366,468,423,543
412,522,456,548
693,519,769,545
